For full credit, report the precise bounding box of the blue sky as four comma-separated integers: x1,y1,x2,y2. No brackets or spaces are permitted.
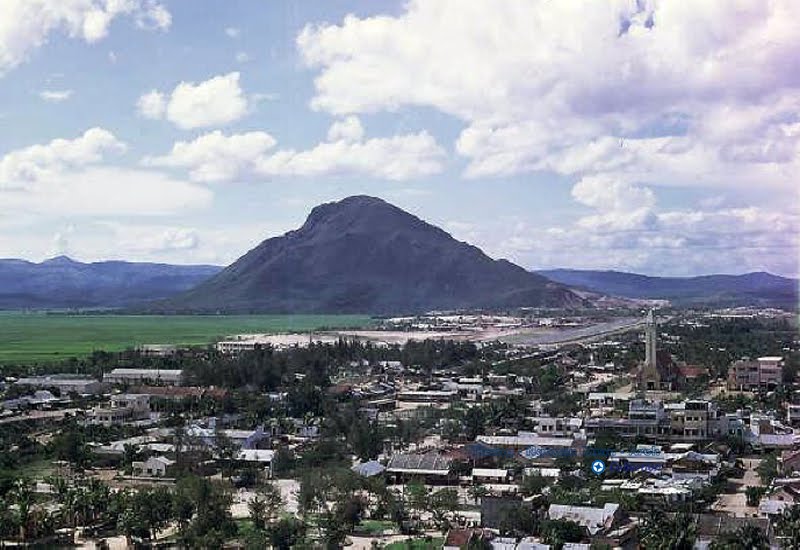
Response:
0,0,798,277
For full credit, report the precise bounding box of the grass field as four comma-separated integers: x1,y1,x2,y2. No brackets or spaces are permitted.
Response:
384,538,444,550
0,312,372,364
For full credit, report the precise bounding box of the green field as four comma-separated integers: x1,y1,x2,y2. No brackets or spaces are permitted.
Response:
0,312,372,364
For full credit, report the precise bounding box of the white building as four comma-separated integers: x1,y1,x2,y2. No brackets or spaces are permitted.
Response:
15,375,105,395
104,369,183,386
133,456,176,477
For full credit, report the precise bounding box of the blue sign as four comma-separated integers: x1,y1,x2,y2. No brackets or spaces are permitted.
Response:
591,460,606,475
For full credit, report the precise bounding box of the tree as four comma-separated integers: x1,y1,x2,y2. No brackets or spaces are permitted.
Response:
428,488,459,532
10,478,34,541
269,517,306,550
175,476,235,548
745,486,766,507
541,518,585,549
775,505,800,548
710,524,768,550
520,474,549,496
249,483,283,530
757,454,778,485
464,406,486,441
406,479,428,517
271,446,295,477
638,510,695,550
497,502,538,537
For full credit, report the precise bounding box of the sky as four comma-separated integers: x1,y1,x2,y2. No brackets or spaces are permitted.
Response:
0,0,798,277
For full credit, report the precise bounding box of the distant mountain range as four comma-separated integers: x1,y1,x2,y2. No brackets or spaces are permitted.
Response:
148,195,585,313
1,197,795,312
537,269,798,309
0,256,221,309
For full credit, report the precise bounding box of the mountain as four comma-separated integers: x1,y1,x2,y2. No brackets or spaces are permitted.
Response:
0,256,222,309
149,195,586,314
537,269,799,309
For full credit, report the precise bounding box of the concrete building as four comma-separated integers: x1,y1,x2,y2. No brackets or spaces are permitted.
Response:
104,368,183,386
15,375,106,395
90,394,151,426
727,356,784,390
133,456,176,477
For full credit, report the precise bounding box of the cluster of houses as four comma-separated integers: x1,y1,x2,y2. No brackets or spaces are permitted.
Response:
2,309,799,549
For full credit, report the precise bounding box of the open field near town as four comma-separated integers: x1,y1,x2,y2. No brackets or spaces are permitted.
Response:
0,313,373,364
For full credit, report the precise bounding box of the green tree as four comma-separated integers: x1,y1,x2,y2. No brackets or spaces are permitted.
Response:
638,510,695,550
710,524,768,550
775,505,800,548
757,454,778,485
541,518,585,549
269,517,306,550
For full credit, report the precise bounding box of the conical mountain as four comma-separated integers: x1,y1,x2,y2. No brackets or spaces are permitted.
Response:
152,195,585,313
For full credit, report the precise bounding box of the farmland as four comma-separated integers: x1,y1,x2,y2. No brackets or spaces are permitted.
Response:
0,312,372,364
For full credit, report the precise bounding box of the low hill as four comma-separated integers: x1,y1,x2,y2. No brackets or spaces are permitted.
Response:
0,256,222,309
537,269,798,309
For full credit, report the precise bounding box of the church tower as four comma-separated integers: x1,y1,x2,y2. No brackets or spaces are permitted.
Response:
645,309,657,370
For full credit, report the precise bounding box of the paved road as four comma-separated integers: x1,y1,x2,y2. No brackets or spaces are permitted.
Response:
711,457,762,518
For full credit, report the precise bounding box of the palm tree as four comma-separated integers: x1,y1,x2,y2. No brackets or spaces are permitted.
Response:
11,478,34,542
638,510,695,550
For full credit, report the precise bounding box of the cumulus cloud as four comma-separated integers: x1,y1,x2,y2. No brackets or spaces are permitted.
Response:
136,89,166,119
136,72,249,129
39,89,72,102
145,117,445,182
0,129,211,216
0,0,171,75
297,0,800,190
0,127,125,188
144,130,278,182
327,116,364,143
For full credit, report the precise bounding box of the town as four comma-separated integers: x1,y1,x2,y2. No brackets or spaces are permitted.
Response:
1,306,798,549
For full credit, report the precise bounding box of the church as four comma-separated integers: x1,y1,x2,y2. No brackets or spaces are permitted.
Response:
636,310,681,391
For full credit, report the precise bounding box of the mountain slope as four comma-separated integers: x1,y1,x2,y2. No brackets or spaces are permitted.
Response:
537,269,799,309
0,256,222,309
150,196,585,314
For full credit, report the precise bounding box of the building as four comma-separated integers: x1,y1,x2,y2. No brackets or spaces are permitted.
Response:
585,399,728,442
727,356,783,390
547,503,635,546
636,310,680,391
90,394,151,426
136,344,177,356
133,455,176,477
386,452,452,483
104,368,183,386
234,449,275,477
15,375,106,395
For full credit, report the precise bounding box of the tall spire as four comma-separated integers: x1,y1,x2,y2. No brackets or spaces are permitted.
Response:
645,309,657,369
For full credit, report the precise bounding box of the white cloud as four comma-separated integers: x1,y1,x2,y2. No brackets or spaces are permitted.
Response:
0,0,171,75
38,89,72,102
0,127,125,188
327,116,364,143
571,175,655,212
146,118,445,182
136,89,166,119
225,27,240,39
136,72,249,129
144,130,278,182
0,129,212,217
297,0,800,192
